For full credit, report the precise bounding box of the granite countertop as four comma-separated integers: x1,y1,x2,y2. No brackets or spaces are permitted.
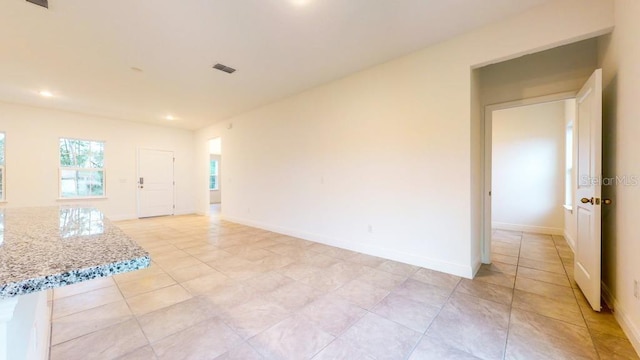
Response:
0,206,150,298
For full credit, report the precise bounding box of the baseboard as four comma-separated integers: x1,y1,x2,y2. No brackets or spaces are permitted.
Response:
563,229,576,252
174,208,196,216
472,255,483,277
108,208,196,222
492,222,564,235
222,215,476,279
107,213,138,221
602,282,640,356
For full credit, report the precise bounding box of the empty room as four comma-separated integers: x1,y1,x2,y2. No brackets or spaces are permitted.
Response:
0,0,638,359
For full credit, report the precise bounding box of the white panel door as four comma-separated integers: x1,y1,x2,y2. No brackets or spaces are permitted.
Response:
574,69,603,312
137,149,174,218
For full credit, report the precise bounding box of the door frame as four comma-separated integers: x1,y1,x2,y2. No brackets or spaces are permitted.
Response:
481,91,577,264
136,147,176,218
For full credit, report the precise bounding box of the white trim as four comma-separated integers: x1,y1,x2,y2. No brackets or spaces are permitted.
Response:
106,214,138,222
106,208,195,222
0,166,4,203
482,101,492,264
492,222,564,235
563,229,576,252
484,91,578,113
0,131,6,203
222,215,476,279
563,204,573,212
56,196,107,201
602,282,640,357
471,256,482,277
174,208,195,216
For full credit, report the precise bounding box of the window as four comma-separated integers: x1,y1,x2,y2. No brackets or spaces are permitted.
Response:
59,138,105,198
209,160,219,190
0,132,4,201
565,122,573,208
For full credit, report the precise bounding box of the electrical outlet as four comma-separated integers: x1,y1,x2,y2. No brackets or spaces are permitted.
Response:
634,280,639,299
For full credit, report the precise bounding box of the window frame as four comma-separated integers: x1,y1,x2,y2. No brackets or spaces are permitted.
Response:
0,132,5,202
58,137,107,199
564,121,574,209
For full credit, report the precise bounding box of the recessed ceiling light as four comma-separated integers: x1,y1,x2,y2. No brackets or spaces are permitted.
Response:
165,115,176,121
39,90,53,98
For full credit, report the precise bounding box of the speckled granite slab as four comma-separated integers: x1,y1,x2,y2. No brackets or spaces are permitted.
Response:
0,206,150,298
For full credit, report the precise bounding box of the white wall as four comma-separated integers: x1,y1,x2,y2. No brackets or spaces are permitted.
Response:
195,0,614,278
0,102,196,220
209,154,221,204
491,101,566,234
598,0,640,353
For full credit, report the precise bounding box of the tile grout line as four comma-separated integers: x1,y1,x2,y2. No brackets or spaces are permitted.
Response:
113,272,158,359
405,275,468,359
514,233,603,359
500,231,523,360
51,275,154,358
554,235,604,359
47,290,53,360
304,287,371,358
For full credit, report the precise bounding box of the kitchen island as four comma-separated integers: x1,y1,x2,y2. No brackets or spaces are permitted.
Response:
0,206,150,360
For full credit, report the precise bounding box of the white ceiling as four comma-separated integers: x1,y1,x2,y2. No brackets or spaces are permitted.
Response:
0,0,552,130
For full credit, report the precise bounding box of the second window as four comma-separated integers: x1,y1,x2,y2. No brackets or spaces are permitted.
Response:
59,138,105,198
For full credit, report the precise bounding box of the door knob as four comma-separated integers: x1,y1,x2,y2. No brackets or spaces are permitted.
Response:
581,197,594,205
603,198,612,205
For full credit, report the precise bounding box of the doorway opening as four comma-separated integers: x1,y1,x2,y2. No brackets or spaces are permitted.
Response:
482,92,576,263
482,68,603,312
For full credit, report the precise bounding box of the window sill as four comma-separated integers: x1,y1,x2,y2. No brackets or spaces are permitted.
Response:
57,197,108,201
563,204,573,212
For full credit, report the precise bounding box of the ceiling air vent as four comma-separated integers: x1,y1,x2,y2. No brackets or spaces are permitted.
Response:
213,63,236,74
26,0,48,8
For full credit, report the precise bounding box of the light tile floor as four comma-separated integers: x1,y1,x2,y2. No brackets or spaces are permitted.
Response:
49,213,639,359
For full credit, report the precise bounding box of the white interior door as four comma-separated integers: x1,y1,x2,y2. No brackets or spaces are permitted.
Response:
574,68,603,312
137,149,175,218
